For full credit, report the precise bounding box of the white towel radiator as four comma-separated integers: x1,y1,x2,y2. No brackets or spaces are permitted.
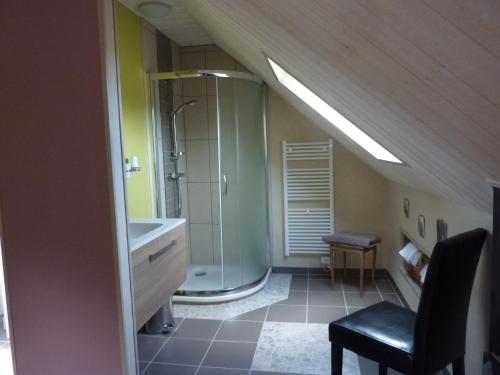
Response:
282,140,334,255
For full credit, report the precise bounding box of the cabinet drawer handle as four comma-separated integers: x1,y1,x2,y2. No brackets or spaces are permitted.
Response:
149,240,177,262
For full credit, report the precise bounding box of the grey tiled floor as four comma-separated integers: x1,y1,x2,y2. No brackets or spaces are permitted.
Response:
137,269,405,375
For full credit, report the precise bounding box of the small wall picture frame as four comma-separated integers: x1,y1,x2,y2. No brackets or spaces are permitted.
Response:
437,219,448,241
418,215,426,238
403,198,410,219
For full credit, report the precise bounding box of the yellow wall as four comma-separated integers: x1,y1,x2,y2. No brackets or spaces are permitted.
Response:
116,3,155,218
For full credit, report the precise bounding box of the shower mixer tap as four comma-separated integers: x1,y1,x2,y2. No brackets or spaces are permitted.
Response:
168,172,185,180
169,151,184,161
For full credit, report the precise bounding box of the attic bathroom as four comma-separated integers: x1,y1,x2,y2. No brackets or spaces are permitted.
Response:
109,1,497,374
4,0,500,374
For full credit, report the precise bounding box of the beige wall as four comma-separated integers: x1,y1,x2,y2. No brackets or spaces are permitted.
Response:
177,45,392,271
269,86,494,375
267,90,393,269
386,182,492,374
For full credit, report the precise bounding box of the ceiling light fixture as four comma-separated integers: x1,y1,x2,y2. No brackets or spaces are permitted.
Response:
267,57,403,164
137,2,172,18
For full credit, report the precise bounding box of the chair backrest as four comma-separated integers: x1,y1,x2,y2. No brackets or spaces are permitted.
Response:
413,228,487,374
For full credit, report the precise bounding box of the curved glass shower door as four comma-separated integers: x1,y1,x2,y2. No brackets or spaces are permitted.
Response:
150,70,270,297
218,77,270,289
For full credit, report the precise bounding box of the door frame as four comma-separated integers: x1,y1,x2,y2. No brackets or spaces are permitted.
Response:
100,1,138,374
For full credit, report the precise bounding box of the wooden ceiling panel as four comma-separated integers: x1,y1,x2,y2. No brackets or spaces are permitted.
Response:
358,0,500,108
422,0,500,60
181,0,500,211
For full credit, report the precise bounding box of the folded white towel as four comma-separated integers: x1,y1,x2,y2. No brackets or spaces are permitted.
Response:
420,264,428,284
399,242,422,266
409,251,422,266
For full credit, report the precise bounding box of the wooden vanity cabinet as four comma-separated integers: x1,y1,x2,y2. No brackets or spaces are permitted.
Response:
132,223,187,330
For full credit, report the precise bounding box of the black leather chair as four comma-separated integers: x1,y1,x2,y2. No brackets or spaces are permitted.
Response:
329,228,487,375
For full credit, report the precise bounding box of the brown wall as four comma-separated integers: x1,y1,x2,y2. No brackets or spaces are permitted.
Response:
0,1,124,374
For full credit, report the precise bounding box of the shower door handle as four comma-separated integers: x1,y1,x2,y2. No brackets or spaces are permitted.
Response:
223,174,228,196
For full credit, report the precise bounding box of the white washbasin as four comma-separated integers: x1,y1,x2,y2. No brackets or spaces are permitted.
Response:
129,218,185,251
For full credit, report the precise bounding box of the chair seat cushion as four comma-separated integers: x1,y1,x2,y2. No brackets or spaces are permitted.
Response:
322,232,381,247
329,302,415,372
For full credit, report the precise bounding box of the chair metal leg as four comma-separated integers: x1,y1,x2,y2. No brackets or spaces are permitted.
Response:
452,356,465,375
378,364,388,375
331,343,343,375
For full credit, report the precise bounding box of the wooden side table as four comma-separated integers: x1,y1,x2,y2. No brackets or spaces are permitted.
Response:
329,242,377,292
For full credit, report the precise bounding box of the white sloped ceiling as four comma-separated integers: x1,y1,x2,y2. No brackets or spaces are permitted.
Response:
120,0,212,45
180,0,500,212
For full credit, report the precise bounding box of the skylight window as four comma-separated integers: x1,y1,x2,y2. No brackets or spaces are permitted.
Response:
267,57,403,164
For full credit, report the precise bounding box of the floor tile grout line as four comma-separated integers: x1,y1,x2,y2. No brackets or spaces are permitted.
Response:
148,361,257,374
211,338,261,344
263,304,271,322
194,319,225,375
343,291,380,294
137,317,186,374
392,290,405,306
142,332,173,375
376,277,402,304
340,275,349,316
251,304,270,371
200,365,251,371
286,290,366,296
374,279,385,303
305,271,309,323
141,357,152,374
230,318,267,323
148,361,195,368
165,337,212,342
149,361,253,371
273,303,346,308
140,319,189,374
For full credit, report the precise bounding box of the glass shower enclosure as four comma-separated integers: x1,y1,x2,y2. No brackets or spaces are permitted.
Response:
150,70,270,298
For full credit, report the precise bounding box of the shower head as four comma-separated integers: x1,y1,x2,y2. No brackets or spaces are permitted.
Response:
171,100,197,116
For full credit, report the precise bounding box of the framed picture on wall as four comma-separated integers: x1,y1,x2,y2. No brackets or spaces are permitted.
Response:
418,215,426,238
403,198,410,218
437,219,448,241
